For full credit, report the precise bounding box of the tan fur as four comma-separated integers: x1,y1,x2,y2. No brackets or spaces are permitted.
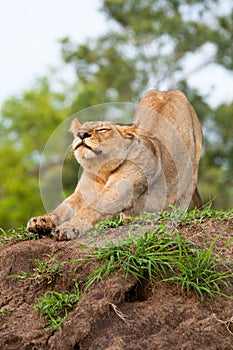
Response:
27,89,202,240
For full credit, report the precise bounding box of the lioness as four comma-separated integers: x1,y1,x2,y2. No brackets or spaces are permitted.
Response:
27,89,202,240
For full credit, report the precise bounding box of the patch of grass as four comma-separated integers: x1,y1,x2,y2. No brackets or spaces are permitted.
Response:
34,283,80,331
83,225,176,290
80,226,233,299
95,215,126,229
131,204,233,227
168,204,233,226
8,254,66,284
87,215,127,237
0,227,38,245
127,212,159,226
164,233,233,299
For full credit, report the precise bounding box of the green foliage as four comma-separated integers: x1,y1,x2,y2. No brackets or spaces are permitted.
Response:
164,234,233,298
0,227,37,245
0,77,69,229
89,205,233,236
102,0,233,70
84,225,178,289
95,215,125,229
85,230,233,299
34,284,80,331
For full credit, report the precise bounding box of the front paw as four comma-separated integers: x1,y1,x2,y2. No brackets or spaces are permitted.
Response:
51,223,79,241
27,215,55,236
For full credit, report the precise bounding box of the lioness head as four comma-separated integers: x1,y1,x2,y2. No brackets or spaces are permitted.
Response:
70,119,138,171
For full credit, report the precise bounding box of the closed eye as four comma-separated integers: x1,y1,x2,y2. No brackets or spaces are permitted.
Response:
96,128,111,132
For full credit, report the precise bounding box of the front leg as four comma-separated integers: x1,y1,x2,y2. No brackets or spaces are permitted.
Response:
52,164,147,240
27,194,79,235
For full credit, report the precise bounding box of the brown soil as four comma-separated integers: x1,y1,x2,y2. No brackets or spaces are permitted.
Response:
1,216,233,350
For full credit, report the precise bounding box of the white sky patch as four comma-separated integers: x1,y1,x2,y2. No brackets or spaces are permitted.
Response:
188,64,233,108
0,0,107,106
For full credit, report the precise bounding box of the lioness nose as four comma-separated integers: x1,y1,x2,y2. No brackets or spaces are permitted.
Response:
77,131,91,139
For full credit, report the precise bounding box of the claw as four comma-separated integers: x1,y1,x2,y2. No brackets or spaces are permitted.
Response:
72,228,79,236
51,225,79,241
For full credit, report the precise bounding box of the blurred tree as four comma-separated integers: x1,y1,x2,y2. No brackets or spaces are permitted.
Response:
0,77,72,228
200,101,233,208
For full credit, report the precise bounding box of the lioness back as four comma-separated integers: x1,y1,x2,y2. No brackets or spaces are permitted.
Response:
135,90,202,159
134,90,202,209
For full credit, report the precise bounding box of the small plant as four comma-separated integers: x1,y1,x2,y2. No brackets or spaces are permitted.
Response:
0,308,15,316
34,283,80,331
0,309,6,317
7,254,66,284
7,271,31,281
29,254,66,284
95,215,126,229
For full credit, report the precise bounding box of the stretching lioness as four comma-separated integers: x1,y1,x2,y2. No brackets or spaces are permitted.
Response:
27,90,202,240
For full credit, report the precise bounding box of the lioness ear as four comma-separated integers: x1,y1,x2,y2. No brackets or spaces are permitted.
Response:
117,124,137,139
70,118,82,137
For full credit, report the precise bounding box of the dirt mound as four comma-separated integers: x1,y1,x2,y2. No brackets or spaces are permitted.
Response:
0,216,233,350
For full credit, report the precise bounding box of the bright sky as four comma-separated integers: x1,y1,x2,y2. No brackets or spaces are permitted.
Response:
0,0,107,107
0,0,232,109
